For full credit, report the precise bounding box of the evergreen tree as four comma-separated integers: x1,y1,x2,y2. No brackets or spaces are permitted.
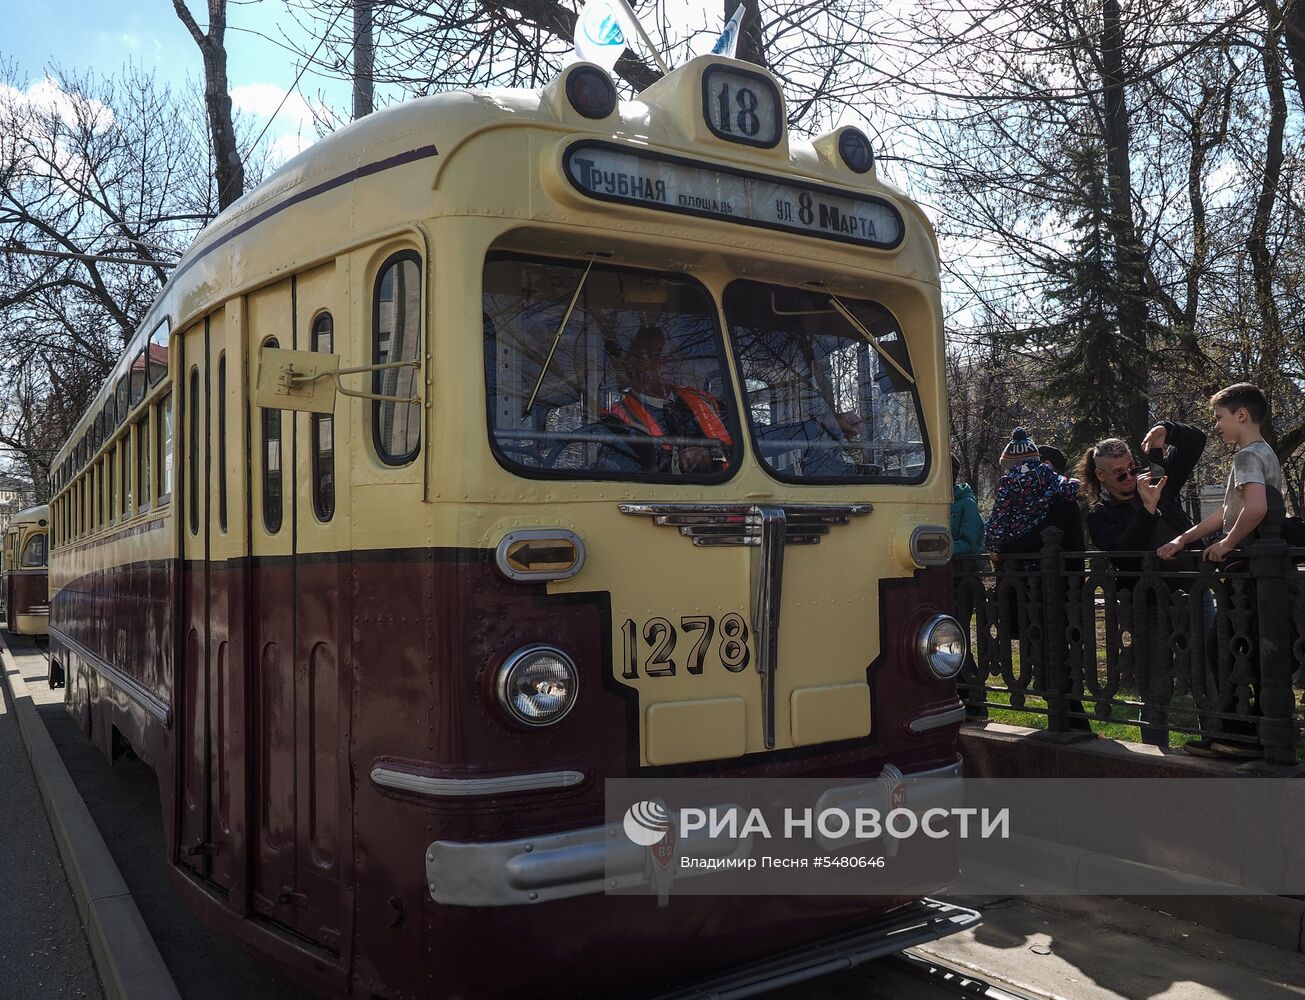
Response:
1025,143,1153,456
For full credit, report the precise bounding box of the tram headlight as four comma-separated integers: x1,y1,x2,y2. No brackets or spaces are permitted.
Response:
837,127,875,174
496,646,580,727
565,65,617,119
917,615,967,680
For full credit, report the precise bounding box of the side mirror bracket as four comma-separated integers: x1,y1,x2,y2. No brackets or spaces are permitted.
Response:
254,347,419,413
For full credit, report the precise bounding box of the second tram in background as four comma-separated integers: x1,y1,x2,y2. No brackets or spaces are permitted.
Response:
2,504,49,637
45,54,971,999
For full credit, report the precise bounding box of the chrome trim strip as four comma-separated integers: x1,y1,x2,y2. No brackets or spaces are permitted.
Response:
49,625,171,726
749,505,785,750
372,767,585,797
619,502,870,547
426,814,753,906
908,702,967,733
814,756,965,852
425,759,963,907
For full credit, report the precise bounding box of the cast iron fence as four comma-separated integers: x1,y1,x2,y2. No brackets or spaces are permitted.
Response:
952,530,1305,765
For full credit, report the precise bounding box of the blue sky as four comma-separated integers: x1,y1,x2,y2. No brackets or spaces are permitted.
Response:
3,0,353,162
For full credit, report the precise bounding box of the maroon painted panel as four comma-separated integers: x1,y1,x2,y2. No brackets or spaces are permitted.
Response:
208,563,235,891
12,572,49,614
252,559,296,923
294,557,349,951
57,546,959,1000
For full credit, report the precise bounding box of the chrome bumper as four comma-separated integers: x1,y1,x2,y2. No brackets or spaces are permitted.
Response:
425,756,964,907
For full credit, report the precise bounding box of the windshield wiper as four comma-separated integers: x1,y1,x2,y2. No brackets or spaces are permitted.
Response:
823,289,916,387
525,253,599,416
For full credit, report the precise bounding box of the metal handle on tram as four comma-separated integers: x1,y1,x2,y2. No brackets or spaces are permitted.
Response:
280,358,421,403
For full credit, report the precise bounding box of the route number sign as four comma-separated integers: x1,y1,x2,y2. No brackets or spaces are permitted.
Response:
702,66,782,148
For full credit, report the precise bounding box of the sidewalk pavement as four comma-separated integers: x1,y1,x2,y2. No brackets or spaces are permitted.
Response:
0,634,102,999
0,630,179,1000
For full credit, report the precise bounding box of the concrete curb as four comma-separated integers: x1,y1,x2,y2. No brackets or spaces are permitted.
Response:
0,633,181,1000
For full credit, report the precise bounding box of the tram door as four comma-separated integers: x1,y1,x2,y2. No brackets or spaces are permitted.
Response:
179,305,242,893
247,266,347,951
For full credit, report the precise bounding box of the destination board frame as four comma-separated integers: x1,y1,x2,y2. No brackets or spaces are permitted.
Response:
700,63,783,150
561,140,907,251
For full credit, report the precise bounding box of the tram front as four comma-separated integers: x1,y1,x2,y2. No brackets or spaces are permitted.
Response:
261,55,983,999
393,57,973,998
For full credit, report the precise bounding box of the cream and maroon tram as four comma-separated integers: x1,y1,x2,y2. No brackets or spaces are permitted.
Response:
47,56,970,998
2,504,49,636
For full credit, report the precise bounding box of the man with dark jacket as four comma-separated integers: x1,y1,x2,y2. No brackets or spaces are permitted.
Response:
1080,421,1207,573
1079,420,1209,747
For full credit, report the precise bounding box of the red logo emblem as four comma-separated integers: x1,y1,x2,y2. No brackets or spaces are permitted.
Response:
651,822,677,870
891,784,907,809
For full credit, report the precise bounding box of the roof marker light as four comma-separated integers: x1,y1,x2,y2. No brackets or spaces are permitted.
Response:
566,66,617,120
838,127,874,174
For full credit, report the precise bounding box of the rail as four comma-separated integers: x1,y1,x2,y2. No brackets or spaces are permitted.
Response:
952,529,1305,764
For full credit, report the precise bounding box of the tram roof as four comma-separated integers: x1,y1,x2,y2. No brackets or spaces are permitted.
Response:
56,57,931,471
6,504,49,528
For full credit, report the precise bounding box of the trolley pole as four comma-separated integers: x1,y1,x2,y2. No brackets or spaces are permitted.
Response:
352,0,374,120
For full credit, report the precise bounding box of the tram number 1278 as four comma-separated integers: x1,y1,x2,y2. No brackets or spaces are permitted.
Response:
621,612,751,678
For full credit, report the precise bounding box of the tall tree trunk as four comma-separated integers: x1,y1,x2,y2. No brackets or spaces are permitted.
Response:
172,0,245,210
1251,0,1288,409
1099,0,1150,443
353,0,375,119
727,1,769,68
1281,0,1305,111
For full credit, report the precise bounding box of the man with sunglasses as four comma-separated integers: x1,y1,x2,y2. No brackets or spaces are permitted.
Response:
1080,421,1209,747
1080,422,1207,564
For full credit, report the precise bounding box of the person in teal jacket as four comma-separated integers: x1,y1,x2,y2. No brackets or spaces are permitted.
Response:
950,455,984,556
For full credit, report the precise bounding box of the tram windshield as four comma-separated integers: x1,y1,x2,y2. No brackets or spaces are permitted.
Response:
483,254,741,481
21,534,47,568
724,280,928,482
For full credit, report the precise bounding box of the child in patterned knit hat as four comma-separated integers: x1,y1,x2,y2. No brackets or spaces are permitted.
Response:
985,427,1080,551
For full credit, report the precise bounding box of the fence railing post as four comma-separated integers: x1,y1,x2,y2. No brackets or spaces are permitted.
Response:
1040,526,1069,733
1250,532,1295,765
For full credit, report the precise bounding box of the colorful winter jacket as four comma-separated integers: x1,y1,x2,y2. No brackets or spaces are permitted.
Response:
984,458,1080,551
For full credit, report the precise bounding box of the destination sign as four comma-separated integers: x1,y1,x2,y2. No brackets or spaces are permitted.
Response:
563,142,905,250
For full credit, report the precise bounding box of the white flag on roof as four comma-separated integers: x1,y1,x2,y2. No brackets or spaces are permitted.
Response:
573,0,638,71
711,4,745,59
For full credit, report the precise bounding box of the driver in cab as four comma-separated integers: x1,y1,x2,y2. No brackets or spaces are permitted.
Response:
600,326,732,474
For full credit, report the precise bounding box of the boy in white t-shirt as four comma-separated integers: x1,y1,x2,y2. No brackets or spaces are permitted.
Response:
1158,383,1283,757
1158,383,1283,562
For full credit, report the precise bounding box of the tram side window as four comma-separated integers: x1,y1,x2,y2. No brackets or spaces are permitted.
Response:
21,533,46,568
157,393,173,504
217,355,227,532
188,368,200,536
121,429,132,518
262,339,283,533
148,321,169,386
136,415,151,512
116,375,130,426
130,348,147,407
372,254,422,465
311,313,335,521
108,442,116,524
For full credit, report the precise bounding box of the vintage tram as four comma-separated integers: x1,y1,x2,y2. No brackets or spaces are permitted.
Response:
47,55,970,998
3,503,49,637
